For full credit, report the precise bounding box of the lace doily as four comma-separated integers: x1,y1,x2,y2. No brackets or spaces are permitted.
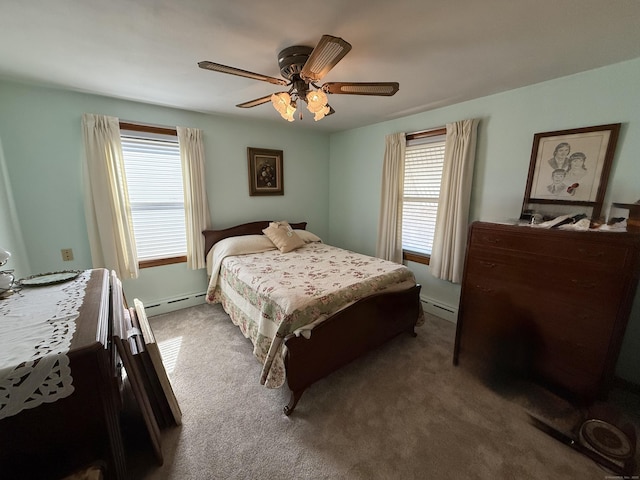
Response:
0,271,90,419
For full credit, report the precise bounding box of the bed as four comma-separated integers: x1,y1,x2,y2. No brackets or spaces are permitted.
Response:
203,221,423,415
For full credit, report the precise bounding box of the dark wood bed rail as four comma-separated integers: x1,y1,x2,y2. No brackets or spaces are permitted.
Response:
202,221,307,259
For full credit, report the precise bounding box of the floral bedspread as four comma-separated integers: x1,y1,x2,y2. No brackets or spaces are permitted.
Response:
206,241,420,388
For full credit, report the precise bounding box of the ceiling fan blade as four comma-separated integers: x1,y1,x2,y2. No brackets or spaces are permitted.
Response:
236,94,276,108
322,82,399,96
198,61,288,86
300,35,352,82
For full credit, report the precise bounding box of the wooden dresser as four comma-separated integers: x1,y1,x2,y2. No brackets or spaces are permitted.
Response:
0,269,127,479
453,222,640,402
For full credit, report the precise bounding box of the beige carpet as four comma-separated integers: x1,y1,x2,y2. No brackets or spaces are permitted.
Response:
127,303,639,480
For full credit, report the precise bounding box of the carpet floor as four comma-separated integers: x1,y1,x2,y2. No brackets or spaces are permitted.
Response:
127,302,639,480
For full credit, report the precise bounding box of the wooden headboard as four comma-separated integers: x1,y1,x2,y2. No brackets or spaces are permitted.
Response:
203,221,307,258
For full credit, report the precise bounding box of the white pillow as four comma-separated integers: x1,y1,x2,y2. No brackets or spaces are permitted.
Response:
207,234,276,275
213,234,276,257
294,230,322,243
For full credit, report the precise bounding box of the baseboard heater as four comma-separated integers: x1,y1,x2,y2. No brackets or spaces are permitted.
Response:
420,295,458,323
143,292,207,316
141,291,459,322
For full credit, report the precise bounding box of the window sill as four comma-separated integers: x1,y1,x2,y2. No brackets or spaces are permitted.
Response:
139,256,187,269
403,251,430,265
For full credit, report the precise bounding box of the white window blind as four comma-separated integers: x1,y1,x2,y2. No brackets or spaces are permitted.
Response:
402,135,446,256
121,133,187,261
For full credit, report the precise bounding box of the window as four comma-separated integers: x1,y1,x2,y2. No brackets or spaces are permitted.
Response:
402,128,446,265
120,122,187,268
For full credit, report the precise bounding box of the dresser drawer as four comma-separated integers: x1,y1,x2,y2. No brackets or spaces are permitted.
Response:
535,355,601,399
534,306,612,374
455,222,640,402
470,226,631,268
457,297,611,389
460,279,617,346
464,249,626,312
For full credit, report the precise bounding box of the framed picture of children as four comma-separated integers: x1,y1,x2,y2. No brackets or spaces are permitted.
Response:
522,123,621,220
247,147,284,196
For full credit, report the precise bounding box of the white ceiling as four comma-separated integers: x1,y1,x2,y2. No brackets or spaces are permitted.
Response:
1,0,640,132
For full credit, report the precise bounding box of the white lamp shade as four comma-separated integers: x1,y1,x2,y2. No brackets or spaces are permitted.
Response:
306,89,328,113
271,92,291,114
313,105,331,121
282,103,297,122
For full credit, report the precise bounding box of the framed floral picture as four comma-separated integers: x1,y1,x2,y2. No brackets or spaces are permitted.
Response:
521,123,621,220
247,147,283,196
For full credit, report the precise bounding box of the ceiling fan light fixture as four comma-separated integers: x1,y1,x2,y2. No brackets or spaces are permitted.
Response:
271,92,291,114
313,105,331,121
306,89,328,113
281,101,297,122
200,35,398,124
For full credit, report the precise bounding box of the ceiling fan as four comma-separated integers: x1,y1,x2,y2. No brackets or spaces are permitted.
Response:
198,35,399,122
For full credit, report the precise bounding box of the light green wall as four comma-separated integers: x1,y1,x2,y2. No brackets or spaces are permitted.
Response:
1,57,638,383
0,80,330,309
328,58,640,383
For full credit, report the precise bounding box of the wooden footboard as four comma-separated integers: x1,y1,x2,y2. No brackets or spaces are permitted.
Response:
203,221,422,416
282,284,422,415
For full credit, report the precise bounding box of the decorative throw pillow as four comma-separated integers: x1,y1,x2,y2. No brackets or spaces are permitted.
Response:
263,221,305,253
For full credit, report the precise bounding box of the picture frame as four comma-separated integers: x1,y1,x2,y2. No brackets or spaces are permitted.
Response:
521,123,621,220
109,272,163,465
248,147,283,196
132,298,182,428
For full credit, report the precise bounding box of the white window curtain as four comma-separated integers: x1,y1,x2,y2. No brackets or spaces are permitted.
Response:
376,132,406,263
177,126,211,270
429,118,479,283
81,113,139,279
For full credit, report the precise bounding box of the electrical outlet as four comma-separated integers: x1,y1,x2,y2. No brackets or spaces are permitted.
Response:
61,248,74,261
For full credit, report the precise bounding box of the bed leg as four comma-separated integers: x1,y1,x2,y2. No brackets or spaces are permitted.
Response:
408,326,417,337
283,389,304,416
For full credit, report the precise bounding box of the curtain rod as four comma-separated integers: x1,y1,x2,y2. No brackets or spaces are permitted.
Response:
406,127,446,139
119,121,177,136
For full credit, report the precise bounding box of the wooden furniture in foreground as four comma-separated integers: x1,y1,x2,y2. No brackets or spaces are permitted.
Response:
110,271,163,467
0,269,127,480
453,221,640,402
611,202,640,231
109,273,182,469
131,298,182,429
203,221,422,415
